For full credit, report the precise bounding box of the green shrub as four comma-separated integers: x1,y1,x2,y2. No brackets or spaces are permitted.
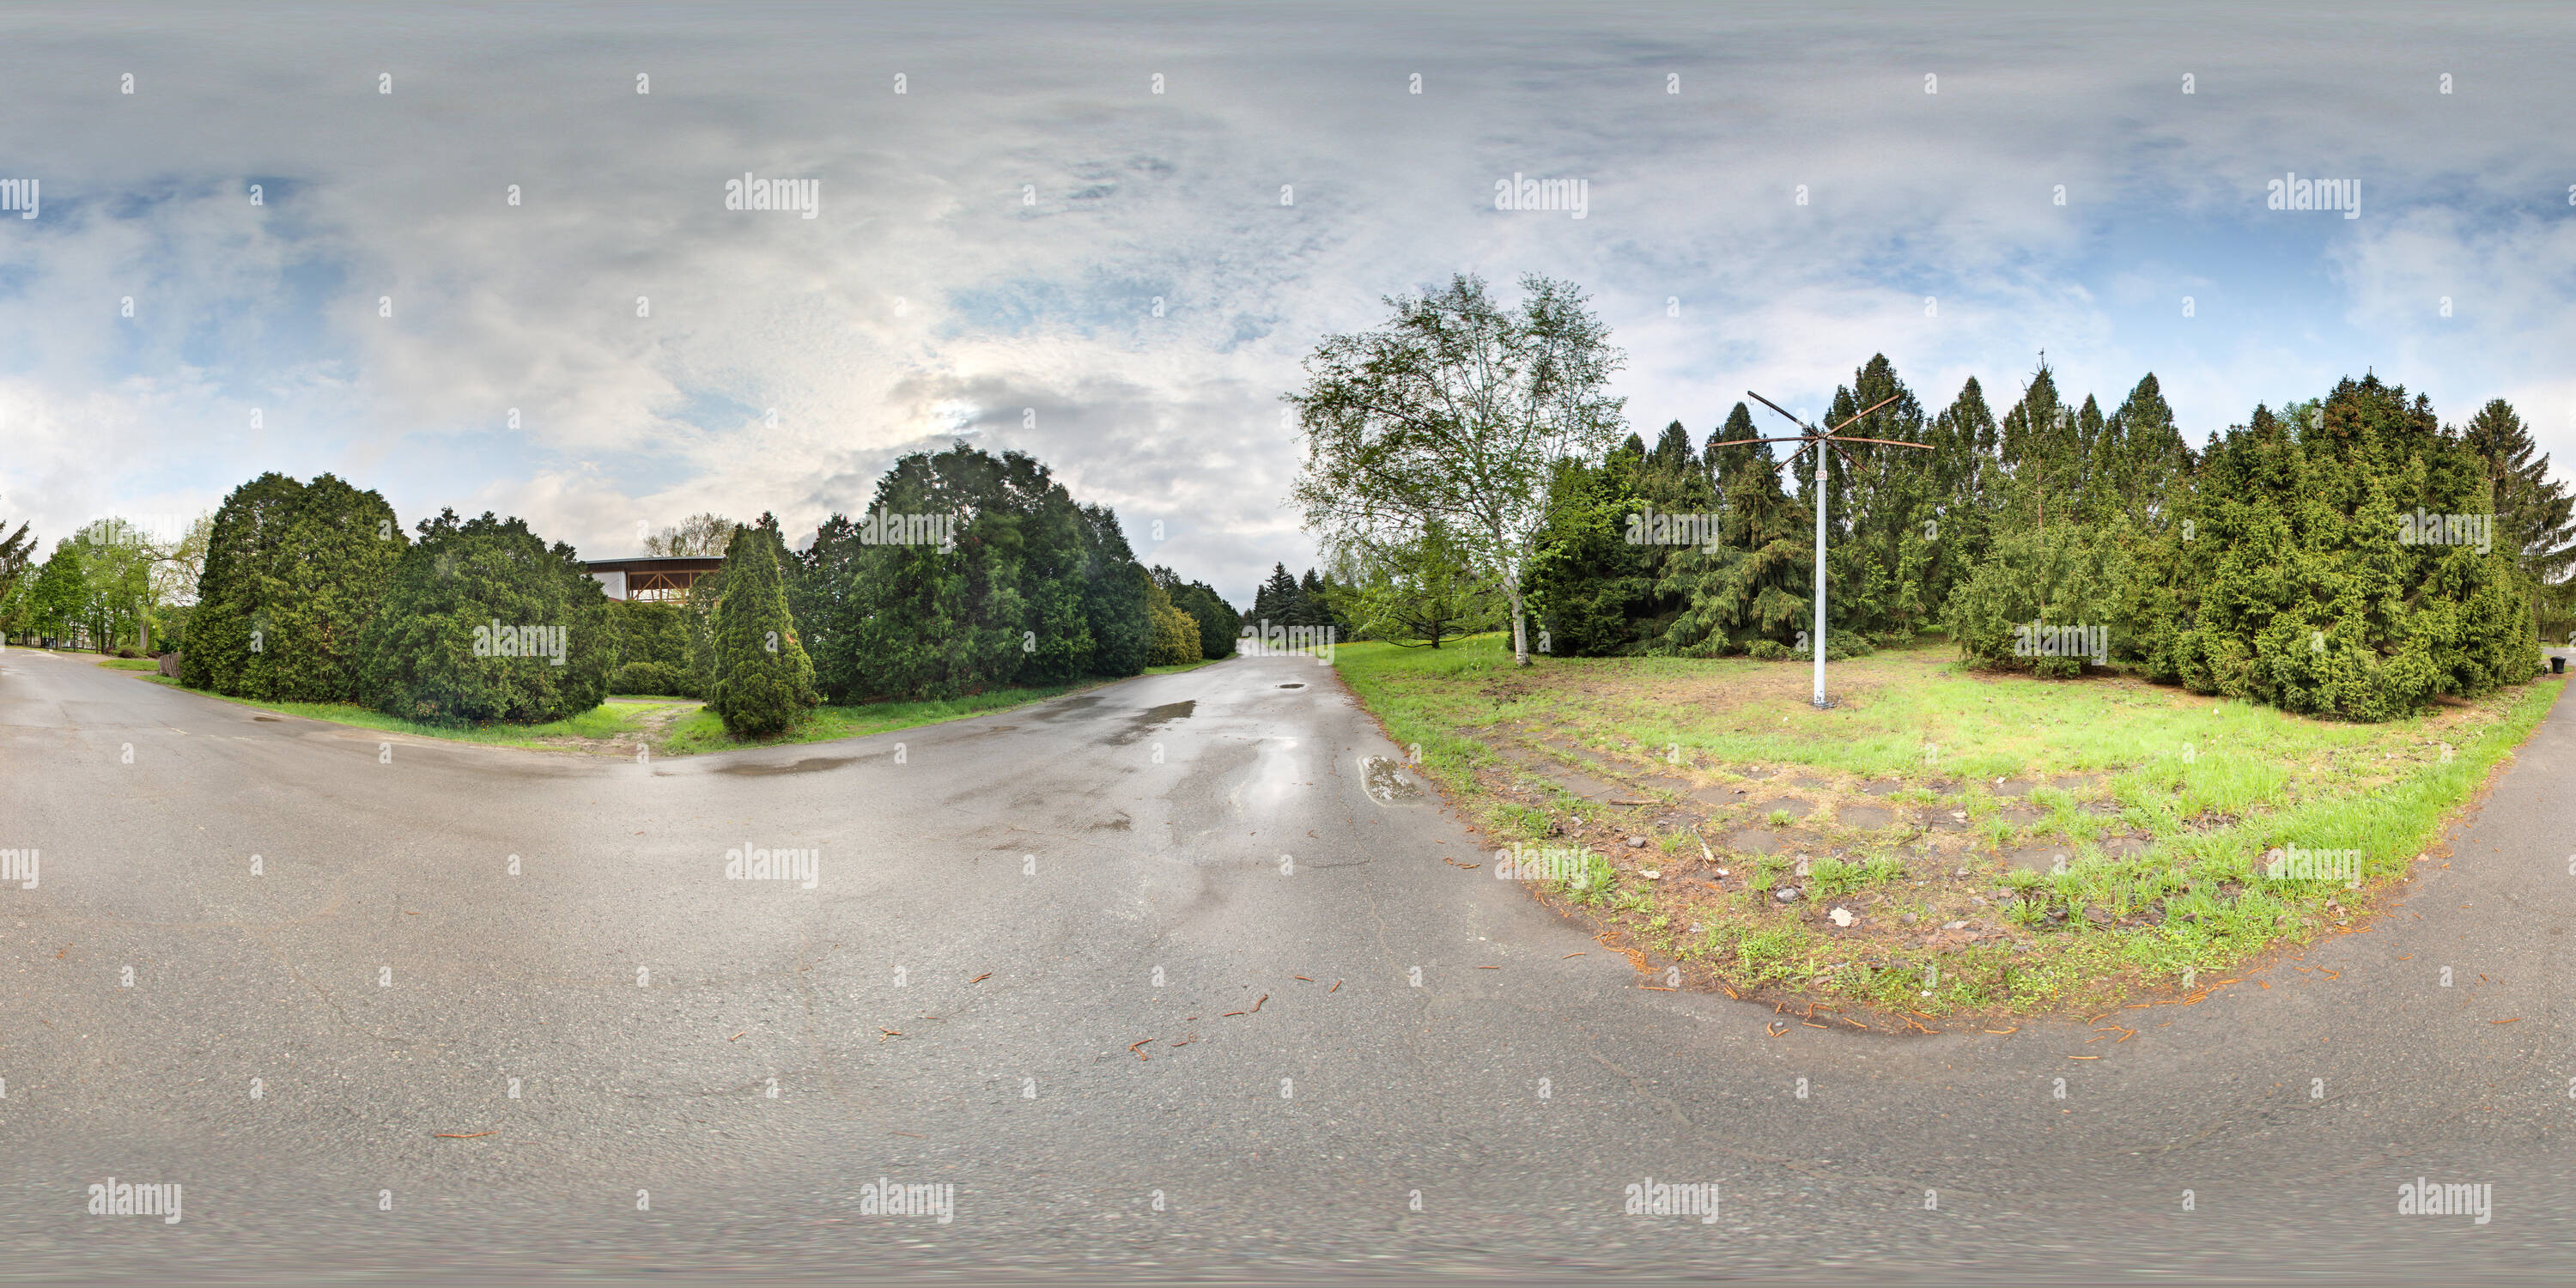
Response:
611,660,693,696
357,508,612,723
185,472,406,701
1145,578,1200,665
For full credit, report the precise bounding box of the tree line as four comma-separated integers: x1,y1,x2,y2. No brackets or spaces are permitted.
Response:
144,442,1238,738
1292,273,2573,720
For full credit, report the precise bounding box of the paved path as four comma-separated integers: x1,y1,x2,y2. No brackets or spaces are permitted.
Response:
2,646,2569,1281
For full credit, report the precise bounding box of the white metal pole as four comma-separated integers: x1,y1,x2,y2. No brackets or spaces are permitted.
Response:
1813,436,1827,708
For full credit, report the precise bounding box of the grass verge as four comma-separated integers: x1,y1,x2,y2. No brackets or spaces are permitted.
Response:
137,655,1232,756
1334,631,2561,1022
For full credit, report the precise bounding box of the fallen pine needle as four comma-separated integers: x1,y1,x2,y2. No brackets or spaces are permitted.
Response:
2494,1018,2522,1024
2068,1054,2100,1060
1563,951,1587,958
878,1028,902,1040
1128,1039,1154,1060
1766,1022,1786,1036
1329,980,1341,993
1802,1020,1827,1029
1294,975,1313,981
1221,1011,1245,1017
2321,969,2340,979
1478,965,1500,970
727,1031,745,1042
1984,1027,2017,1035
969,973,992,984
1841,1016,1868,1030
1640,984,1676,992
892,1131,925,1139
434,1132,493,1139
1250,993,1268,1012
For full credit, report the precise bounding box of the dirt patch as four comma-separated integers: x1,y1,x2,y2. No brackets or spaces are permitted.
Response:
531,702,701,756
1838,804,1897,829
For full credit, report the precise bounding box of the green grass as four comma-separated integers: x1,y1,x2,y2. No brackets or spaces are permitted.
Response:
142,679,681,750
665,684,1084,754
662,655,1230,752
134,653,1240,756
95,657,161,671
1333,631,2563,1017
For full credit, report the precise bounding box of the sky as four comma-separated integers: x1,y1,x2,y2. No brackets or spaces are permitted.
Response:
3,2,2573,605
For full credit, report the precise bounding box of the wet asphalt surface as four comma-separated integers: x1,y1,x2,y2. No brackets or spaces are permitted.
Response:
2,645,2571,1284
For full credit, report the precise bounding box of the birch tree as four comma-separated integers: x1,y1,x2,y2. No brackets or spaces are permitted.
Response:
1288,273,1625,666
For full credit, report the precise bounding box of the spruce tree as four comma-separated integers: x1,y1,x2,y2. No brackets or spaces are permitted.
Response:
2462,399,2576,635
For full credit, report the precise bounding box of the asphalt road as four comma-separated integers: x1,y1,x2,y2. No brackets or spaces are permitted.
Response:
3,645,2571,1283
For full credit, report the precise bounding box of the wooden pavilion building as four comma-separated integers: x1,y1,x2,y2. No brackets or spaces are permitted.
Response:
585,555,725,604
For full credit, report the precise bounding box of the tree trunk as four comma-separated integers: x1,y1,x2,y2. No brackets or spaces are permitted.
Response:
1508,589,1530,667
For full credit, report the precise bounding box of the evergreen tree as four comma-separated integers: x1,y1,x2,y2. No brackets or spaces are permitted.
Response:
358,508,611,723
2461,399,2576,635
1662,403,1812,654
1251,563,1302,627
2134,376,2533,718
1079,504,1152,677
708,522,819,737
182,472,404,699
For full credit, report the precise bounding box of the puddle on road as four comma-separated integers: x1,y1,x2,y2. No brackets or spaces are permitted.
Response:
714,756,857,776
252,716,283,722
1033,695,1104,722
1278,683,1305,690
1362,755,1423,804
1104,700,1196,745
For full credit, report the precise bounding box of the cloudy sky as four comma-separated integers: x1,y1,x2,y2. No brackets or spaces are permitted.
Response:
3,3,2572,603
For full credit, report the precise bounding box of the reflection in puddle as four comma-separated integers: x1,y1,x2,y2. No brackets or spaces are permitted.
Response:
1361,755,1422,804
1239,737,1301,817
714,756,857,776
